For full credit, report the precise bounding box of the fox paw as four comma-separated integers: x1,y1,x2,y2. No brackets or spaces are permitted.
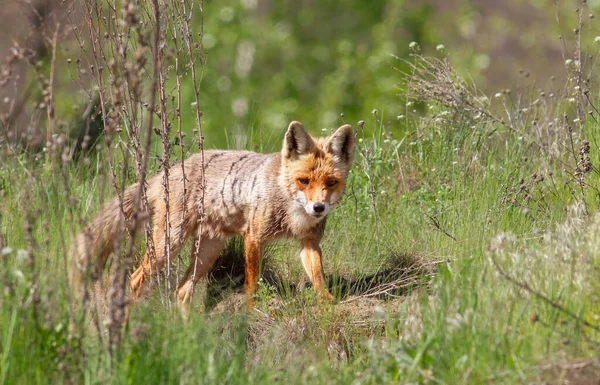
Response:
318,290,335,303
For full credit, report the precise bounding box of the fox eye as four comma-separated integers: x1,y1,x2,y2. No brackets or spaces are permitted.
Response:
297,178,310,186
326,180,338,188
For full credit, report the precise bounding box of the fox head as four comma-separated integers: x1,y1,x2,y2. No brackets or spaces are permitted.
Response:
281,121,355,219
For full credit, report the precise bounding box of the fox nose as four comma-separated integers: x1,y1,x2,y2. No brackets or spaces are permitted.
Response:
313,203,325,213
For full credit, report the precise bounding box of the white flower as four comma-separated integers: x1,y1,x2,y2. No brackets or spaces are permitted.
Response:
396,114,405,120
409,41,418,49
568,98,576,103
595,36,600,43
231,97,249,117
203,34,217,50
573,118,581,123
436,44,445,51
494,92,503,98
241,0,258,10
13,270,24,282
219,7,235,22
406,101,413,107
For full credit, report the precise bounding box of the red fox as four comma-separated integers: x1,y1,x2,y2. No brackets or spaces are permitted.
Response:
70,121,355,312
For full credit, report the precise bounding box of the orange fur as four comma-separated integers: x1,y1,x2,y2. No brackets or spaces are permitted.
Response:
289,152,346,208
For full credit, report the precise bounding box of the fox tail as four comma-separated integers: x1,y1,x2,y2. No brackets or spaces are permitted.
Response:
68,183,143,302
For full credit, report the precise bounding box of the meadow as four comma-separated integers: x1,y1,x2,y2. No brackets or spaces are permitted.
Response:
1,0,600,384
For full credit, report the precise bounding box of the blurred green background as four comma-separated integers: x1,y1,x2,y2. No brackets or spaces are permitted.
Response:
1,0,597,150
191,0,594,148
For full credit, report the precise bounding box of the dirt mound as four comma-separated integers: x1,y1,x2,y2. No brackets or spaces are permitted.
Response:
532,361,600,385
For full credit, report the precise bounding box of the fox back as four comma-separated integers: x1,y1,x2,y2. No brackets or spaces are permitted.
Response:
168,121,354,240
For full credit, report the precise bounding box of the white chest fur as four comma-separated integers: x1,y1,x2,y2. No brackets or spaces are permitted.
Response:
287,204,323,235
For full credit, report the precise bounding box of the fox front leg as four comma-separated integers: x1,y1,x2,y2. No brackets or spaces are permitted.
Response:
300,238,334,301
243,234,264,309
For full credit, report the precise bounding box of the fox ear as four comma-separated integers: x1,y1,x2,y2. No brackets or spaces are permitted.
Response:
326,124,355,164
282,121,315,159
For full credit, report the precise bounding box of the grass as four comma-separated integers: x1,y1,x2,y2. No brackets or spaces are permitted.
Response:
3,91,600,384
2,15,600,385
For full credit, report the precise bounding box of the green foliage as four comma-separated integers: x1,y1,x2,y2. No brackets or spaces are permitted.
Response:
4,1,600,384
2,93,600,383
197,0,437,147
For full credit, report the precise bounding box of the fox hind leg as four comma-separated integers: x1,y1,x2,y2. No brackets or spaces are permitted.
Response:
129,215,191,299
176,236,224,315
129,250,153,298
